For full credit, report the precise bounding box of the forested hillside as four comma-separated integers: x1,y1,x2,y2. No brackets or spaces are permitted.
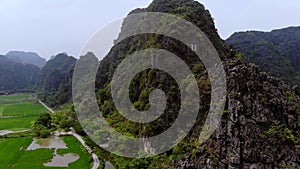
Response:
36,53,76,106
6,51,46,68
0,55,39,93
226,26,300,85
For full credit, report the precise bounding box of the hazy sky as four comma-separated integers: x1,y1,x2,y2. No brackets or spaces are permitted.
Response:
0,0,299,59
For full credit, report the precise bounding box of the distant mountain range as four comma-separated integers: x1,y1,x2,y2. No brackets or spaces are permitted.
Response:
0,52,76,106
0,55,39,92
0,51,46,92
5,51,46,68
226,26,300,85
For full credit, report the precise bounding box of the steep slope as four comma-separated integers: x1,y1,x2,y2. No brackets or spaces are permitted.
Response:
0,55,39,92
6,51,46,68
173,58,300,168
36,53,76,106
79,0,300,168
226,26,300,85
96,0,229,89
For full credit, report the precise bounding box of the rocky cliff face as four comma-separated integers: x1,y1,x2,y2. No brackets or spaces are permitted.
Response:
172,58,300,168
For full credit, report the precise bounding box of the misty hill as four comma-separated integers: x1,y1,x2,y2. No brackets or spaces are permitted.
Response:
69,0,300,168
6,51,46,68
0,55,39,92
36,53,76,106
226,26,300,85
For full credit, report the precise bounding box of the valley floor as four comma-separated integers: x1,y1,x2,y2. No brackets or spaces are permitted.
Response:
0,93,100,169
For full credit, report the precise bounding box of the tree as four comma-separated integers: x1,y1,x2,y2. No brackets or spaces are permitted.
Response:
32,113,52,138
34,113,52,128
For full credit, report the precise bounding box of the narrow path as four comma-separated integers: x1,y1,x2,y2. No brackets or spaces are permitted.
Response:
38,100,55,114
105,161,115,169
0,129,29,136
72,133,100,169
91,153,100,169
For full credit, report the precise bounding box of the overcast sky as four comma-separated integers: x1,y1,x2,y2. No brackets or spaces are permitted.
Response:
0,0,299,59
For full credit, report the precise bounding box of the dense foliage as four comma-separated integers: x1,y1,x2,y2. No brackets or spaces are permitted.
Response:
226,26,300,85
32,103,82,138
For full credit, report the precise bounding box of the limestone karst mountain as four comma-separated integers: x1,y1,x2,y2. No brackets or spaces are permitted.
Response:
6,51,46,68
0,55,39,92
36,53,76,106
74,0,299,168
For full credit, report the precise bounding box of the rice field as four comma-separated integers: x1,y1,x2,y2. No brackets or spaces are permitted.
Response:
0,137,91,169
0,93,49,131
0,94,92,169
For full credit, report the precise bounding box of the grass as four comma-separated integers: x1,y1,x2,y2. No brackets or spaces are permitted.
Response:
0,138,34,169
0,137,54,169
0,93,31,100
0,94,32,104
0,93,50,131
12,148,54,169
0,105,4,116
0,136,92,169
57,136,92,169
0,116,37,131
0,94,93,169
2,102,47,117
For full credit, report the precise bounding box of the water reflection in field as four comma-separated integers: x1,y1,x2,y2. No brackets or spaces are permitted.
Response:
44,150,79,167
26,136,67,150
26,136,79,167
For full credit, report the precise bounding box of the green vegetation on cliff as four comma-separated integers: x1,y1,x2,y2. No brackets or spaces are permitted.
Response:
36,53,76,107
226,26,300,85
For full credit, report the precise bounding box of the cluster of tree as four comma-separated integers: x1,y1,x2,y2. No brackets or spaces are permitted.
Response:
32,104,83,138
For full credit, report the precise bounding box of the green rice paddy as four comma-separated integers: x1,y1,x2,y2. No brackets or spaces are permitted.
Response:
0,137,91,169
0,94,49,131
0,94,93,169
